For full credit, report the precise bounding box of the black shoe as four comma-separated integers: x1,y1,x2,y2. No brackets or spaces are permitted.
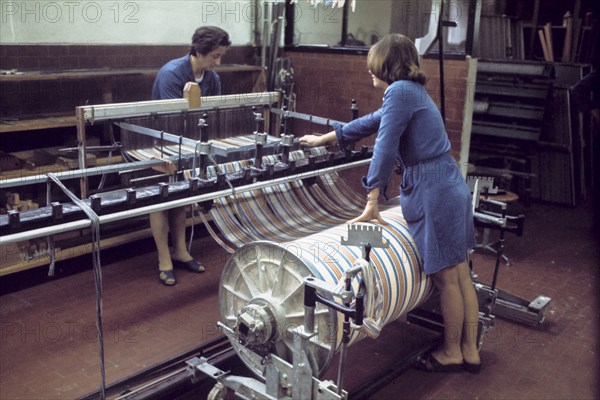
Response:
463,361,482,374
172,259,205,273
415,352,464,373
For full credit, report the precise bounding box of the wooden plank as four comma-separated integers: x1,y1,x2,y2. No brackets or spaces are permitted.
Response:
538,29,551,62
544,22,554,61
0,115,77,133
0,65,261,83
562,15,573,62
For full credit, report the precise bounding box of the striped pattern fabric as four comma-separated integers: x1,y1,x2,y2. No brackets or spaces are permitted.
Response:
125,134,281,162
204,149,366,249
218,209,432,377
207,147,433,376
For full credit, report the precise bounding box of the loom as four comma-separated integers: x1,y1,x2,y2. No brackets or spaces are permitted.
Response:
0,91,500,400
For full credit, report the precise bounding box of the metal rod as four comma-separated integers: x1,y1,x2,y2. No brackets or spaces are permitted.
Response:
438,0,446,123
0,158,371,244
116,122,200,149
337,275,352,395
0,158,175,189
80,99,189,123
270,107,344,126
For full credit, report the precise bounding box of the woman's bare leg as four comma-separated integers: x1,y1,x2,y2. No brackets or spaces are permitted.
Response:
169,207,193,262
431,264,465,365
457,260,481,365
150,211,173,270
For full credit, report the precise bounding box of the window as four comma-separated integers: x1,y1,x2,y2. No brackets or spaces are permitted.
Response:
285,0,479,57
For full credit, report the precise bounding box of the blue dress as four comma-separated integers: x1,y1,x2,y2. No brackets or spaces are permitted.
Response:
152,55,221,100
334,80,475,274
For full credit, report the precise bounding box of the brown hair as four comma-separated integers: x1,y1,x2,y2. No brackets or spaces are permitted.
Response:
190,26,231,56
367,34,427,85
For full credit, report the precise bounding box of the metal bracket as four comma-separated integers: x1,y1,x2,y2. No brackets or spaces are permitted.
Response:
341,223,389,249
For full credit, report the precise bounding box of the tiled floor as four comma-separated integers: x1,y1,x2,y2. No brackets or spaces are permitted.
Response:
354,200,600,399
0,199,598,400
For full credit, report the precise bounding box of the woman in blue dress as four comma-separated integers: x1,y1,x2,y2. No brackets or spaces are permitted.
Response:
300,34,481,373
151,26,230,286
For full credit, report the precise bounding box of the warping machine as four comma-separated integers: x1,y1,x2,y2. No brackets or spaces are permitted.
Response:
0,90,501,400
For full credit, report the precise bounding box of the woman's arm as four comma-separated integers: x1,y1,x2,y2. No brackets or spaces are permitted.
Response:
299,110,382,148
347,187,388,225
299,131,337,147
362,84,411,193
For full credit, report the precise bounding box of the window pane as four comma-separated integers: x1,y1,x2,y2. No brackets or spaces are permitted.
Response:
292,2,344,46
287,0,471,55
347,0,394,47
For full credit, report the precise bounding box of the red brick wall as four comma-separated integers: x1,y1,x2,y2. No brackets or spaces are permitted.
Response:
284,49,472,197
0,44,257,119
284,50,470,156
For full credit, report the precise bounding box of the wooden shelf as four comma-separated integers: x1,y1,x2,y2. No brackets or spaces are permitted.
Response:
0,215,205,276
0,64,264,134
0,65,260,83
0,226,153,276
0,162,69,181
0,67,158,82
0,115,77,134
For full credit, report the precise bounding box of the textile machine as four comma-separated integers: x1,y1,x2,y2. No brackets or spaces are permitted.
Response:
0,91,509,400
0,92,371,239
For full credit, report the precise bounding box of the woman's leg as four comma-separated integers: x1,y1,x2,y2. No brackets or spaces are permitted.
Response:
431,264,465,365
150,211,173,270
169,206,193,262
457,260,481,365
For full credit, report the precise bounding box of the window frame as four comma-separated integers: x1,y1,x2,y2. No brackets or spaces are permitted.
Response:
283,0,480,60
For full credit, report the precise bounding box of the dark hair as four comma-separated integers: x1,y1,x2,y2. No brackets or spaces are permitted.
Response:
367,34,427,85
190,26,231,56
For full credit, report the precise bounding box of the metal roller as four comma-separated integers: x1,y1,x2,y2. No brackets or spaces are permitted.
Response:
218,207,434,379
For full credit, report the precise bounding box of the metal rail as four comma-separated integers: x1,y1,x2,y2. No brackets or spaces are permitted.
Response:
0,132,281,189
270,107,345,127
76,335,234,400
0,158,172,189
0,158,370,244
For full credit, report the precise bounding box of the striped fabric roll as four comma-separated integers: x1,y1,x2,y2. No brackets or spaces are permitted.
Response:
219,207,432,378
199,147,433,379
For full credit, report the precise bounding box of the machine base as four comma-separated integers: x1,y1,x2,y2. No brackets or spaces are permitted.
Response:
493,289,551,325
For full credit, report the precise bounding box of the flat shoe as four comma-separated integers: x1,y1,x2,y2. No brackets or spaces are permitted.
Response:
415,352,464,373
463,361,482,374
172,259,205,273
159,269,176,286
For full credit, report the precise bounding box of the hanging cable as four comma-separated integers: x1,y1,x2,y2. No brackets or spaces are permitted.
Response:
46,173,106,400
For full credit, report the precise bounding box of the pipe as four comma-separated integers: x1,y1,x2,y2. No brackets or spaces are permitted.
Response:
0,158,371,244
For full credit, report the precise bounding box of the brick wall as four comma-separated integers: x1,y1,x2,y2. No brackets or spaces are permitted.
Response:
0,44,257,119
284,50,472,158
283,49,475,197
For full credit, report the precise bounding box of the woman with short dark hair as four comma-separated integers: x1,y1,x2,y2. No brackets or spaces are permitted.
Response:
151,26,230,286
190,26,231,57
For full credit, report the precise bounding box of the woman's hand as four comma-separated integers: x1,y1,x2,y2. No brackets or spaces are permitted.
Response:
299,131,337,147
347,198,388,225
299,134,324,147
